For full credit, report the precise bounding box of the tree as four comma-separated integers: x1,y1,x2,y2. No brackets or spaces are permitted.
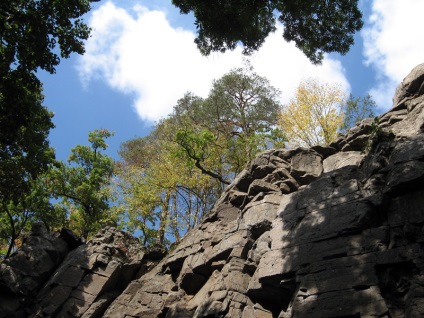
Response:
116,123,218,247
278,78,345,147
0,71,56,258
115,136,165,246
172,0,363,64
0,175,66,259
340,94,377,133
1,0,97,221
115,65,284,247
1,0,95,149
113,162,161,246
175,64,284,185
49,130,116,239
1,0,93,75
0,73,55,205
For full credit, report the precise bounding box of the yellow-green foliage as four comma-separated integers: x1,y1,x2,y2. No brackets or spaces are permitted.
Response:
278,78,345,147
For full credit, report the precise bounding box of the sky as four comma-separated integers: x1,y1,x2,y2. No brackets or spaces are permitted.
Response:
38,0,424,162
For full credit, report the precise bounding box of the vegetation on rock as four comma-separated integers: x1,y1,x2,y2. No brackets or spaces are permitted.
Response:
279,78,377,147
0,1,373,256
48,129,116,239
1,0,98,254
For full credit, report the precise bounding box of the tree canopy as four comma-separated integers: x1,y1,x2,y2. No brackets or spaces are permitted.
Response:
1,130,115,258
116,123,218,246
340,94,377,133
48,129,116,239
1,0,93,74
0,72,55,204
174,64,284,184
278,78,378,147
172,0,363,64
1,0,97,208
114,65,285,246
278,78,346,147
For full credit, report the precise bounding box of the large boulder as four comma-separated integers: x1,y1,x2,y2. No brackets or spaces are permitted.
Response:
0,224,76,318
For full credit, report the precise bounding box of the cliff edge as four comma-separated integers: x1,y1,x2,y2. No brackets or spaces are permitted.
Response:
2,64,424,318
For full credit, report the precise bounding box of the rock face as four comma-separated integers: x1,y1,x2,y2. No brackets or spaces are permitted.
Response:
2,63,424,318
0,226,165,318
0,225,74,317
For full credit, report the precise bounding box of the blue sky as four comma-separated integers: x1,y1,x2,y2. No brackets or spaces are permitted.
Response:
38,0,424,162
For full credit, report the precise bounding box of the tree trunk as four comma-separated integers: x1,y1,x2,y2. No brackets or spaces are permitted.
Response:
5,208,16,259
171,191,180,244
156,191,171,246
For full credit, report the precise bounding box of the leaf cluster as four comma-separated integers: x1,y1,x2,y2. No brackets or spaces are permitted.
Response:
279,78,345,147
116,123,217,246
340,94,377,134
1,0,93,74
0,71,55,204
278,78,378,147
1,0,96,222
48,129,115,238
174,64,284,182
172,0,363,64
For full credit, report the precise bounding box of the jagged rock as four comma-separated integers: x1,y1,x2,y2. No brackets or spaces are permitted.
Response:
393,63,424,106
310,144,337,158
248,179,280,196
27,227,159,318
3,64,424,317
60,228,84,249
101,64,424,318
0,227,163,318
0,223,74,318
289,149,323,185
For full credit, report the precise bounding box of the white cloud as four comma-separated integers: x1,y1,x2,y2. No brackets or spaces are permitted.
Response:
77,1,350,122
362,0,424,109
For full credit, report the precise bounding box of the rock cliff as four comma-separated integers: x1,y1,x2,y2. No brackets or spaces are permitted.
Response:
2,63,424,318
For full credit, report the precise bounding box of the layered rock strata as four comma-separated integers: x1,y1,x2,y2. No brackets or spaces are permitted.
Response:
0,226,165,318
1,63,424,318
102,64,424,318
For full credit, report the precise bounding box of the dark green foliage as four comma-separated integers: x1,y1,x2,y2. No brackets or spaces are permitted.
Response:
174,64,284,184
1,0,92,74
277,0,363,64
0,71,55,204
0,175,66,258
1,0,95,203
1,0,96,249
172,0,363,64
49,130,116,239
172,0,276,55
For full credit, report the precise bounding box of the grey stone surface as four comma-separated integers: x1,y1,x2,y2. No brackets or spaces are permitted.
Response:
0,224,73,318
3,64,424,317
323,151,364,173
0,227,163,318
103,63,424,318
393,63,424,106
